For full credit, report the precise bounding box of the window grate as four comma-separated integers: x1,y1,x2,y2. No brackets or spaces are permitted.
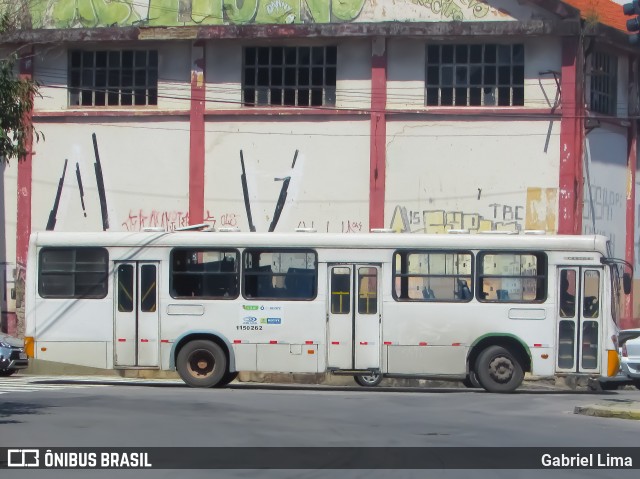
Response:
242,46,337,107
425,44,525,107
590,51,617,115
68,50,158,107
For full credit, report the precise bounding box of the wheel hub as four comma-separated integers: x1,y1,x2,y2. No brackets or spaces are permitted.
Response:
488,356,514,383
188,350,215,377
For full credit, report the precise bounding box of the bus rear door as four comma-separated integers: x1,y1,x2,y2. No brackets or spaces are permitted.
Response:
327,264,381,372
114,262,160,367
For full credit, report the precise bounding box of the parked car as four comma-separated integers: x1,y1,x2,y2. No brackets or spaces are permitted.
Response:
620,329,640,390
0,333,29,376
599,329,640,390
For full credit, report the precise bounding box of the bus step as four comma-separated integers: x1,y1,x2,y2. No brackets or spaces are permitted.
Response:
330,369,380,376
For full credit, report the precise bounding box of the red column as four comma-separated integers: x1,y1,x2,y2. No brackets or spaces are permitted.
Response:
12,49,35,336
189,42,206,225
369,37,387,230
623,121,637,329
558,37,584,235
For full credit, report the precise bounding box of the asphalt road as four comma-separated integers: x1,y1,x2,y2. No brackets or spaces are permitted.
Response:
1,376,638,479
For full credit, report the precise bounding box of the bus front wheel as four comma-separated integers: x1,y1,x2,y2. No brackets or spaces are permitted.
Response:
475,345,524,393
177,340,227,388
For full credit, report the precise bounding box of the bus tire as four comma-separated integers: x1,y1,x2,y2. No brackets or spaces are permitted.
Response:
462,370,481,388
475,345,524,393
214,371,239,388
176,340,227,388
354,372,383,387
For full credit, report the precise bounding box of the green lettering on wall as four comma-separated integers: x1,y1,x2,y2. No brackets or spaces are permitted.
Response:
28,0,368,29
49,0,137,28
255,0,300,24
192,0,224,24
331,0,365,21
51,0,78,27
303,0,329,23
148,0,182,26
223,0,258,24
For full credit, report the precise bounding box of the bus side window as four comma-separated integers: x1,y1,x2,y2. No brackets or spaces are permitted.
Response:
497,289,510,301
256,265,274,297
285,268,315,298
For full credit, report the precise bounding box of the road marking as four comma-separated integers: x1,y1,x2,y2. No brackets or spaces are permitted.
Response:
0,375,183,395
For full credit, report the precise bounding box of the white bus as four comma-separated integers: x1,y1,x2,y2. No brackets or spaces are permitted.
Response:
24,229,630,392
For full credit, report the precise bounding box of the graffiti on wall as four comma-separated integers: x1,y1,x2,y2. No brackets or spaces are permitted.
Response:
388,187,557,234
296,220,364,233
121,209,240,231
582,183,625,260
412,0,490,21
14,0,500,28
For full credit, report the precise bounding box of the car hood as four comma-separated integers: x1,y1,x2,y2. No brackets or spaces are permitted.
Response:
0,334,24,348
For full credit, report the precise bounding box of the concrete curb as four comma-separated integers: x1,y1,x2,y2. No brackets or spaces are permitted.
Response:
574,401,640,420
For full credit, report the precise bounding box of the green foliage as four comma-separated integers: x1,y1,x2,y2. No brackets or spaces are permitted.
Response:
0,54,42,163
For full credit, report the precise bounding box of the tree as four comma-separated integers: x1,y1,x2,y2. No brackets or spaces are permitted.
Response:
0,1,41,163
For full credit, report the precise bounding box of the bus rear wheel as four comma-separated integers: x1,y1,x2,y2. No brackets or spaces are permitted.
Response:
475,345,524,393
177,340,227,388
214,371,239,388
354,372,383,387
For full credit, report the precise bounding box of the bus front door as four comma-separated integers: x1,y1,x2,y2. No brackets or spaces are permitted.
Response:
556,267,603,374
114,262,160,367
327,264,381,372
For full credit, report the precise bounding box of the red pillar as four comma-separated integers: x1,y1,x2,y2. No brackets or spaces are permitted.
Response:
369,37,387,230
558,37,584,235
12,49,35,336
189,42,206,225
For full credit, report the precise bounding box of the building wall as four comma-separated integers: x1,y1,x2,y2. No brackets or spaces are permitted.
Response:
385,120,560,233
582,125,628,260
1,1,639,330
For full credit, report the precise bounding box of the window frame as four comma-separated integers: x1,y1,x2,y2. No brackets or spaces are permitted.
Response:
68,49,159,107
242,45,337,107
476,250,547,303
38,247,109,299
169,248,240,300
242,248,318,301
589,50,618,116
392,249,475,303
425,43,525,107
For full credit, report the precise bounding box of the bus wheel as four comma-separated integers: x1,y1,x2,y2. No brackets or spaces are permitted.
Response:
475,345,524,393
214,371,239,388
177,340,227,388
462,370,481,388
354,372,383,387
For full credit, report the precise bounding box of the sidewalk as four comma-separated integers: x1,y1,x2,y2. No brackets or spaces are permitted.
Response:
573,400,640,420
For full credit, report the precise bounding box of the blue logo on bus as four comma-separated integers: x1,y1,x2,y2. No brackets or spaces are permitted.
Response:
266,317,282,325
242,316,257,324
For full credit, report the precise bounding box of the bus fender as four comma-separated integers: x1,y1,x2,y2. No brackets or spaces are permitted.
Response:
468,333,532,372
169,330,236,372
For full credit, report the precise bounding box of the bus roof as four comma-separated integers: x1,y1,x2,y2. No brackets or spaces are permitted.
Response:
29,231,611,256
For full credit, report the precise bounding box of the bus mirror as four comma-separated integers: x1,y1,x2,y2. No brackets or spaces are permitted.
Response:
623,273,632,295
